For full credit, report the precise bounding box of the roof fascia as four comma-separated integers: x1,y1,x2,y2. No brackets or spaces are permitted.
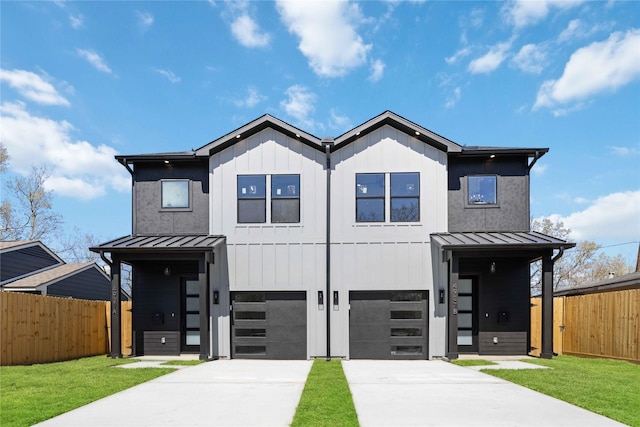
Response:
195,114,322,157
454,147,549,157
332,111,463,154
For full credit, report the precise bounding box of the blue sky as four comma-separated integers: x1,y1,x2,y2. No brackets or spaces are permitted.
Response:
1,0,639,264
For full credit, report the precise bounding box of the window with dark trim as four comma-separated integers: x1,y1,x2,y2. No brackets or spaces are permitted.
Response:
390,173,420,222
356,173,385,222
237,175,266,223
468,175,497,205
271,174,300,223
161,179,190,209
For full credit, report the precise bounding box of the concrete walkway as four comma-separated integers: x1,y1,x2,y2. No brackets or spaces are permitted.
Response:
34,360,312,427
342,360,626,427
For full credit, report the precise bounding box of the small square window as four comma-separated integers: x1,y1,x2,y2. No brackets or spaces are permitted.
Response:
468,176,497,205
161,180,190,209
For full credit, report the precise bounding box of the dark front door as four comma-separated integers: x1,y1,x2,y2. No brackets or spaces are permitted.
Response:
349,291,428,359
181,278,200,352
457,277,478,352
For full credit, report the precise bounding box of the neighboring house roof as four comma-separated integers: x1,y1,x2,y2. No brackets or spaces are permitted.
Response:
554,271,640,296
91,234,225,253
431,231,575,251
0,240,65,284
1,262,103,290
0,240,64,263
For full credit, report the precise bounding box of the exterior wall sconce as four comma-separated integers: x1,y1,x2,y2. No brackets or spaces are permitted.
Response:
333,291,339,310
213,290,219,305
318,291,324,310
163,267,171,276
438,289,445,304
490,262,496,274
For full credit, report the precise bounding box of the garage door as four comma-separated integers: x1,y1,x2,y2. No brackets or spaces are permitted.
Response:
349,291,428,359
231,291,306,359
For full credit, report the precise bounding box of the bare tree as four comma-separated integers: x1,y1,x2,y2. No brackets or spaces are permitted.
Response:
530,217,633,294
1,165,63,241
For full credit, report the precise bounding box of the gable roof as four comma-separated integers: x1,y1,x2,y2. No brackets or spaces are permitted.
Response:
0,240,64,262
195,114,323,157
1,262,106,290
332,110,463,153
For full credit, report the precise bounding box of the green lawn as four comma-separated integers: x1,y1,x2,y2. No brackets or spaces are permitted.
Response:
484,356,640,427
451,359,497,367
0,356,174,427
291,359,359,427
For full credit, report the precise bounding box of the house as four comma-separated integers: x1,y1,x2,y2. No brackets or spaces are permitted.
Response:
0,240,113,301
91,111,574,360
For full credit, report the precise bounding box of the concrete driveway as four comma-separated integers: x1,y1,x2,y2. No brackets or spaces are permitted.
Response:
342,360,626,427
34,359,312,427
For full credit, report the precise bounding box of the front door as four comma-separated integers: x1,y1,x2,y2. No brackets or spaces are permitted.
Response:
457,277,478,352
181,278,200,352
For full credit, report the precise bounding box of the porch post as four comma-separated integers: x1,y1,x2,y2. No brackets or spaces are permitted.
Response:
110,255,122,358
198,255,210,361
447,254,459,359
541,252,554,359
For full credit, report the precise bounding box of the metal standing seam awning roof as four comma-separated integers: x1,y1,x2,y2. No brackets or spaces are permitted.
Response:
90,235,225,253
430,231,575,251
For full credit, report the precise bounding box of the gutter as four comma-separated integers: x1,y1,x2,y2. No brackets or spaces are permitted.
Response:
323,138,333,360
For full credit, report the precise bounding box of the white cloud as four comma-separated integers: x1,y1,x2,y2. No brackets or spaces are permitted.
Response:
69,14,83,29
280,85,317,129
153,68,181,83
0,101,129,200
609,145,640,156
531,163,548,176
468,40,512,74
329,109,351,131
541,191,640,242
76,48,113,74
136,11,154,31
231,14,271,48
445,87,461,109
445,47,471,65
234,86,266,108
368,59,385,82
534,29,640,111
0,69,70,106
558,19,612,44
276,0,371,77
503,0,584,28
511,43,547,74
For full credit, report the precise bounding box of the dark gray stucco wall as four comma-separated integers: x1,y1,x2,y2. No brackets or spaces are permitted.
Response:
133,161,209,235
47,267,110,301
448,156,530,232
1,246,60,282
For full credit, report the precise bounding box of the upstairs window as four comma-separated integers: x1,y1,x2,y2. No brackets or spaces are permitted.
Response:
356,173,385,222
468,175,497,205
390,173,420,222
237,175,266,223
271,174,300,223
161,180,190,209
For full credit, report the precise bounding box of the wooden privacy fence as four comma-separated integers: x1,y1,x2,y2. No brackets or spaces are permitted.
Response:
0,292,132,366
531,290,640,363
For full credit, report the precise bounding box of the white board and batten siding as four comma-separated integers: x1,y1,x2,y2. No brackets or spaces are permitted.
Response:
330,125,449,358
209,128,327,358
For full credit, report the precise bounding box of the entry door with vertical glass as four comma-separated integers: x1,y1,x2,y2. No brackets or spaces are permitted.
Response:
182,278,200,352
457,277,478,352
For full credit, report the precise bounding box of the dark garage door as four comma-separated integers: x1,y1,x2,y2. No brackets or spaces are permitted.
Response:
231,291,307,359
350,290,428,359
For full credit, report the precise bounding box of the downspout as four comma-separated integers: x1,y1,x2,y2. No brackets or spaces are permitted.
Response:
527,150,543,172
551,247,564,263
323,138,333,361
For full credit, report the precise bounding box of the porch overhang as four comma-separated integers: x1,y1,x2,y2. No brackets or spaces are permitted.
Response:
90,235,225,360
431,231,574,361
